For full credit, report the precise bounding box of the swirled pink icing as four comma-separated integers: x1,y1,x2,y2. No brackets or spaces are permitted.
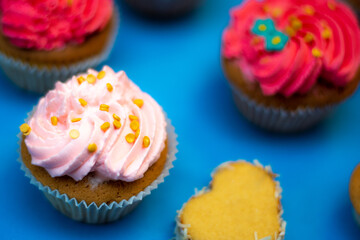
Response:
222,0,360,97
0,0,113,50
24,66,167,182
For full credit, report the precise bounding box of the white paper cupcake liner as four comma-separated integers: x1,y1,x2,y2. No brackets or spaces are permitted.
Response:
124,0,203,17
0,6,119,93
175,160,286,240
230,84,335,133
18,107,178,224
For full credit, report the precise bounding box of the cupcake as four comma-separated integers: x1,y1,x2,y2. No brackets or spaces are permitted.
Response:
175,160,285,240
124,0,203,18
222,0,360,132
18,66,177,223
0,0,119,93
349,163,360,225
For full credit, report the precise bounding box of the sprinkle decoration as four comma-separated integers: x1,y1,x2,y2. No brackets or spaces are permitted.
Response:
251,18,289,51
101,122,110,132
51,116,58,126
113,120,121,129
129,115,138,121
86,74,96,84
20,123,31,136
143,136,150,148
126,133,136,143
71,118,81,123
113,113,120,121
88,143,97,153
130,120,139,131
106,83,113,92
69,129,80,139
133,99,144,108
312,48,323,58
79,98,87,107
77,76,85,85
97,71,106,79
304,33,314,43
100,104,110,112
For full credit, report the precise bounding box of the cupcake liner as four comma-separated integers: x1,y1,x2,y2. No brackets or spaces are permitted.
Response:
175,160,286,240
0,6,120,94
353,208,360,226
18,106,178,224
230,84,335,133
124,0,203,17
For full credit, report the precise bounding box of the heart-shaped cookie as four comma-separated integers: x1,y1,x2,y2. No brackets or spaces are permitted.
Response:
176,160,285,240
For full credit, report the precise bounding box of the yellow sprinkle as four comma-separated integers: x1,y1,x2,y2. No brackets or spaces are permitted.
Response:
88,143,97,153
101,122,110,132
304,33,314,43
77,76,85,85
79,98,87,107
312,48,323,58
328,1,336,10
130,120,139,131
133,99,144,108
20,123,31,136
97,71,106,79
69,129,80,139
99,104,109,112
322,28,332,39
271,8,282,18
129,115,138,121
71,118,81,123
271,36,281,45
125,133,136,143
113,113,120,121
258,24,267,32
51,116,58,126
303,5,315,15
106,83,113,92
143,136,150,148
86,74,96,84
113,120,122,129
135,129,140,138
285,26,296,37
291,18,302,31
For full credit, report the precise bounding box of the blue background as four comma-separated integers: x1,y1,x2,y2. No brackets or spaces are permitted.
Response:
1,0,360,239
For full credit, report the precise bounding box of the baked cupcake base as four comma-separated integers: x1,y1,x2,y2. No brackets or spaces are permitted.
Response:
223,58,360,132
0,7,119,93
175,160,286,240
19,108,178,224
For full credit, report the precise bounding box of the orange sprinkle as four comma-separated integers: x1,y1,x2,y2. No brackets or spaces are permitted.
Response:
125,133,136,143
113,113,120,121
20,123,31,136
86,74,96,84
129,115,138,121
143,136,150,148
135,129,140,138
285,26,296,37
71,118,81,123
291,18,302,31
79,98,87,107
106,83,113,92
271,8,282,18
304,33,314,43
88,143,97,153
69,129,80,139
303,5,315,15
130,120,139,131
113,120,121,129
312,48,323,58
77,76,85,85
322,28,332,39
133,99,144,108
97,71,106,79
51,116,58,126
99,104,109,112
101,122,110,132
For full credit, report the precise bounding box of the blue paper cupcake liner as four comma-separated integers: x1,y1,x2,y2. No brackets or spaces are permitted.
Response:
175,160,286,240
0,5,120,93
18,107,178,224
230,84,335,133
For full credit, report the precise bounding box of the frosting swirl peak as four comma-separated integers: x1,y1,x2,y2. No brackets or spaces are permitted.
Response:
24,66,167,182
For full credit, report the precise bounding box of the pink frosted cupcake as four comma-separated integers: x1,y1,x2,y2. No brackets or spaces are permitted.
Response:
222,0,360,132
0,0,118,92
19,66,177,223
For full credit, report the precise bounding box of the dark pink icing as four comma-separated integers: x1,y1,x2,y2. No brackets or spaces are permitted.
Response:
222,0,360,97
0,0,113,50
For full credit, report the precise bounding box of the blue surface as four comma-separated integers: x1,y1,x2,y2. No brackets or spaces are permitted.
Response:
1,0,360,239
